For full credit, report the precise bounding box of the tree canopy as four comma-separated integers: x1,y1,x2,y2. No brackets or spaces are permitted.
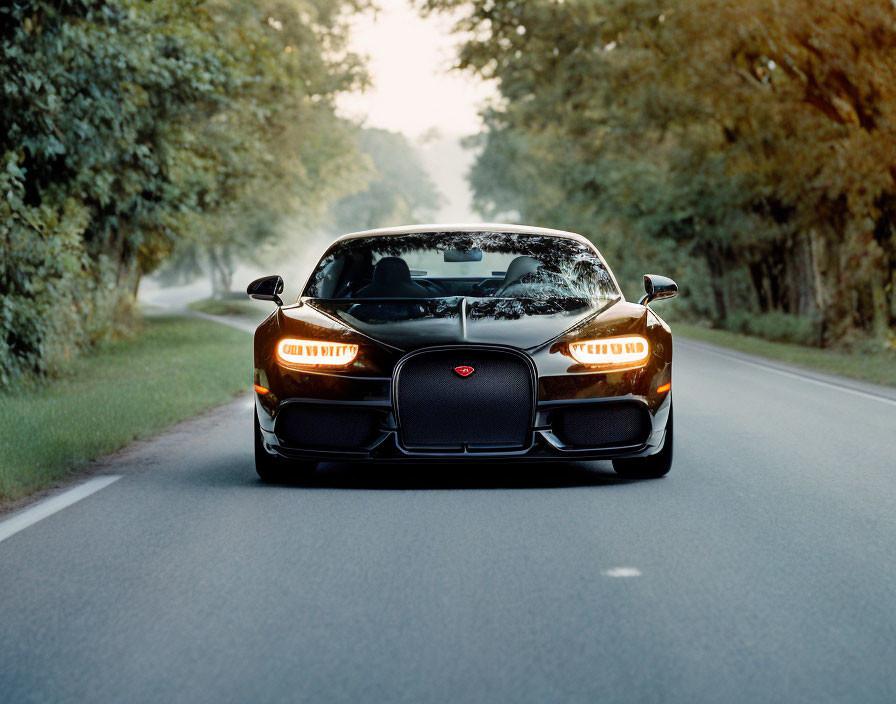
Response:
1,0,369,383
421,0,896,346
329,128,442,233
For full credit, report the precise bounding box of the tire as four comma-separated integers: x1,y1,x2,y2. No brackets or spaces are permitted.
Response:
254,412,317,483
612,403,673,479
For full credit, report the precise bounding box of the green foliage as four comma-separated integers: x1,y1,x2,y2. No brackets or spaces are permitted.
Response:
674,323,896,388
421,0,896,347
0,314,252,503
329,128,442,232
724,311,821,347
166,0,370,294
1,0,368,383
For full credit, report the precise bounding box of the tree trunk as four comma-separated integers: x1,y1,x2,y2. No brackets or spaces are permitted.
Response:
790,231,822,320
870,264,891,341
766,244,785,312
208,248,224,298
807,228,828,344
748,262,769,312
219,245,234,294
816,223,853,343
705,246,728,324
220,266,233,295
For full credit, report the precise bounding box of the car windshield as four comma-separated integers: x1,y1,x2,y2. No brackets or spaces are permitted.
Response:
302,231,620,301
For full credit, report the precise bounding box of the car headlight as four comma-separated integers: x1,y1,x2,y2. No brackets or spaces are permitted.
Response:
568,335,649,368
276,338,359,367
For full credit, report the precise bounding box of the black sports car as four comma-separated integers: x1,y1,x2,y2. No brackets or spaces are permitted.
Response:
248,224,677,481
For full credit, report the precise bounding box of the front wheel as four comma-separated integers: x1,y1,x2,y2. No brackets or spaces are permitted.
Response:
612,403,673,479
254,412,317,482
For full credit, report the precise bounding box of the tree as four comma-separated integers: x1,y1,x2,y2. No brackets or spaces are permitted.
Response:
1,0,369,382
419,0,896,345
329,128,442,232
167,0,370,296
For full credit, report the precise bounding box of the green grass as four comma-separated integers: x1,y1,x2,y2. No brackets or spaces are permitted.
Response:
188,297,270,319
675,323,896,388
0,314,252,503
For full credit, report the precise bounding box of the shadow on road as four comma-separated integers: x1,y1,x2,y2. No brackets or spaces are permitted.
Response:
260,460,641,491
168,441,653,491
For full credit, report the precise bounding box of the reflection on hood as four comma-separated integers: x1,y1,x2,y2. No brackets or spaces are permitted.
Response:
340,298,459,324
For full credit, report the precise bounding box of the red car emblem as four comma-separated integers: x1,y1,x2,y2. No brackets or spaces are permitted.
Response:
454,365,475,377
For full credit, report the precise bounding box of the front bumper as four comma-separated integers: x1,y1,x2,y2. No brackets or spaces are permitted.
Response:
256,337,673,464
256,393,671,463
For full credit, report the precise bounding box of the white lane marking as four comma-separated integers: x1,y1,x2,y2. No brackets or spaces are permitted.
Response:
603,567,642,578
678,339,896,407
0,475,122,545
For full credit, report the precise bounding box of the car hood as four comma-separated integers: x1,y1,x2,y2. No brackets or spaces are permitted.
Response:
302,296,621,351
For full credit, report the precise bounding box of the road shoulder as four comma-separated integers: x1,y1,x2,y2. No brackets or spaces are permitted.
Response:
676,336,896,404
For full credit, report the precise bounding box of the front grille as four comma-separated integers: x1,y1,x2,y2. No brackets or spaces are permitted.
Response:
275,404,382,450
395,348,534,451
552,402,651,448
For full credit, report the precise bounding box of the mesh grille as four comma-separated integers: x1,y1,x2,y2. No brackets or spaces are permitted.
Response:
275,404,381,450
395,348,534,451
552,403,650,448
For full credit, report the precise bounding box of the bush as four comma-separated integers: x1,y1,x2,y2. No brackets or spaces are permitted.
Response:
0,0,367,388
724,310,822,347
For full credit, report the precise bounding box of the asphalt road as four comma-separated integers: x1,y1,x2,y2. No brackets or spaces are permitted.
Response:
2,338,896,703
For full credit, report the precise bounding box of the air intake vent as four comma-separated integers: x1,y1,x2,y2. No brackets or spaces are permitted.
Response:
552,402,650,448
275,404,382,450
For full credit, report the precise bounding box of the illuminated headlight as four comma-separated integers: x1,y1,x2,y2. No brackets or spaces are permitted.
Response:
276,338,359,367
568,335,649,367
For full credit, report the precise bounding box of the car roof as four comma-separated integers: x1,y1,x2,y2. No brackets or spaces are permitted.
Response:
336,223,594,247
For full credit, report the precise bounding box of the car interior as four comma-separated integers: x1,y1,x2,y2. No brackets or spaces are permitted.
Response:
317,254,580,299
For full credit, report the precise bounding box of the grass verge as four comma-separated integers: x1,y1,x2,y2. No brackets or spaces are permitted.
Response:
0,314,252,504
675,323,896,388
188,297,269,318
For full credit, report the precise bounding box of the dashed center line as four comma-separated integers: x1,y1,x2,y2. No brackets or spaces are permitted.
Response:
602,567,642,578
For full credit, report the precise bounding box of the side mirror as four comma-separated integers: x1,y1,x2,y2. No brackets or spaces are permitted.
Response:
639,274,677,305
247,275,284,306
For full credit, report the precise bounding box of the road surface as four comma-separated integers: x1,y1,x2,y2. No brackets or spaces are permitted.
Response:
1,338,895,703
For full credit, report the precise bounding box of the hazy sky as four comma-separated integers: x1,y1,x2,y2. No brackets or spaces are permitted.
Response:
337,0,496,138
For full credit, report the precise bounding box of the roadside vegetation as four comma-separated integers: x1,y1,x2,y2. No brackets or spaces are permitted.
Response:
0,315,251,504
0,0,448,387
421,0,896,351
674,324,896,388
0,1,442,503
327,127,443,233
0,0,370,386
